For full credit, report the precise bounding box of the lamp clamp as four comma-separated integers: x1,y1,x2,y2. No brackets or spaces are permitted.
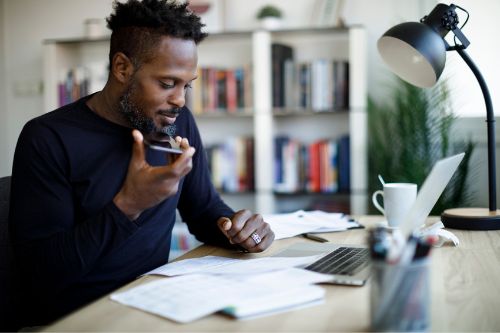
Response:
421,3,470,51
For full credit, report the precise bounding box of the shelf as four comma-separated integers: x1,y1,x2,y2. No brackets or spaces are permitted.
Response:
194,109,352,118
274,191,351,196
194,110,254,118
216,191,256,195
44,36,111,44
274,189,367,197
272,108,350,117
42,26,364,45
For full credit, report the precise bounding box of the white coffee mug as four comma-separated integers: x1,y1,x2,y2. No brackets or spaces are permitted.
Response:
372,183,417,227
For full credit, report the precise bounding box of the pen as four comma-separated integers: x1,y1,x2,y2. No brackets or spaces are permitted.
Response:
302,233,329,243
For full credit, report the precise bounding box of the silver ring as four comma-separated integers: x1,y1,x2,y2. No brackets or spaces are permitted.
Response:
251,232,262,245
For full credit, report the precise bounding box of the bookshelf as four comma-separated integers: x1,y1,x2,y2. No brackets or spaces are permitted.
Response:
193,27,368,214
43,26,367,215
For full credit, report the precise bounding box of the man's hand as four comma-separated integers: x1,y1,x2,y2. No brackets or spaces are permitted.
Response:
114,129,195,220
217,210,275,252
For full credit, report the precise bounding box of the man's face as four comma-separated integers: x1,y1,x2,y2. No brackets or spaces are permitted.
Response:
119,36,198,136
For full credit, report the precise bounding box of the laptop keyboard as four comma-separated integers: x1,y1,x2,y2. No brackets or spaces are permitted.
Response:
304,247,369,276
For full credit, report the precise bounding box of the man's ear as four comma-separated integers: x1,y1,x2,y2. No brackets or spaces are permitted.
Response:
110,52,135,84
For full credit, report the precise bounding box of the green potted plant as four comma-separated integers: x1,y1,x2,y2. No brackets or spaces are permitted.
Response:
368,78,476,215
256,5,283,30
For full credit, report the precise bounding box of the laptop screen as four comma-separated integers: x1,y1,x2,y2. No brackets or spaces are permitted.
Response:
400,153,465,238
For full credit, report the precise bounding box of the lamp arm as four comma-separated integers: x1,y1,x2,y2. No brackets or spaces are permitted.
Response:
455,47,497,211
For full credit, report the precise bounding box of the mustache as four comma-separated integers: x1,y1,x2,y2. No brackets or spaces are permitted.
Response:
158,107,183,116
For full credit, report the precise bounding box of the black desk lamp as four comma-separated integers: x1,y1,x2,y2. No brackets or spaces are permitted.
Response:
377,3,500,230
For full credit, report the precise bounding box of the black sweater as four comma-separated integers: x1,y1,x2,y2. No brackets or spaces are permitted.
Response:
9,95,234,325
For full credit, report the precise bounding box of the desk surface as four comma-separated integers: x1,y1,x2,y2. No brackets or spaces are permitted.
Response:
43,216,500,332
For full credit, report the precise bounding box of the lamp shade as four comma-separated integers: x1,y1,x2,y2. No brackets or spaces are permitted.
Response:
378,22,447,88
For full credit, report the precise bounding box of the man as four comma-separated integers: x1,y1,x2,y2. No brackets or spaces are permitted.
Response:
9,0,274,326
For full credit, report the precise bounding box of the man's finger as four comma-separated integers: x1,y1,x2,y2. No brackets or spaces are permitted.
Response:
154,147,195,180
180,138,190,149
226,209,253,238
171,147,195,177
131,130,146,169
243,223,274,252
217,217,233,242
247,231,275,253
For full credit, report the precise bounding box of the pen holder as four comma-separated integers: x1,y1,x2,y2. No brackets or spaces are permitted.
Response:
370,258,430,332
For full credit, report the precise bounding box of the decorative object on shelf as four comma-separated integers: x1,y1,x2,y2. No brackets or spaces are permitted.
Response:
187,0,226,33
368,79,475,217
378,3,500,230
311,0,346,28
83,18,107,39
256,5,283,30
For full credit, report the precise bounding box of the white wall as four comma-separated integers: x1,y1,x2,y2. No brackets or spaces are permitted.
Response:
440,0,500,118
2,0,113,177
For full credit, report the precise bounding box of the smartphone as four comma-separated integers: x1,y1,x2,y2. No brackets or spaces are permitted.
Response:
144,139,183,154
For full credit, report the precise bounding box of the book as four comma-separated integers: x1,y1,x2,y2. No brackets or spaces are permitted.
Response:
272,43,294,108
308,141,321,192
225,69,237,112
333,60,349,110
338,135,350,192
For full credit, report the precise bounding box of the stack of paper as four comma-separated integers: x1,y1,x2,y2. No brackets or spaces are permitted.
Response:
111,268,332,323
145,255,320,276
263,210,360,240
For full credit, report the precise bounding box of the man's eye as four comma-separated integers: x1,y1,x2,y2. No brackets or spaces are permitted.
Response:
184,83,192,90
160,81,175,89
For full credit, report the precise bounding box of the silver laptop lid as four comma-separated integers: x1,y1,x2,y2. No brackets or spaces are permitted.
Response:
400,153,465,239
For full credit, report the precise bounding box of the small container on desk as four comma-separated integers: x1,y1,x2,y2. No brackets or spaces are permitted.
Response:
370,257,430,332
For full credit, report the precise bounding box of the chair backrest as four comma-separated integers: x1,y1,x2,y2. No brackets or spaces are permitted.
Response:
0,176,19,330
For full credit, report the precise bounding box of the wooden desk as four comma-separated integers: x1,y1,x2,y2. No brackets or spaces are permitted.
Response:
43,216,500,332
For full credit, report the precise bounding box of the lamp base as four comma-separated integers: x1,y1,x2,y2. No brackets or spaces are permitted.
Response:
441,208,500,230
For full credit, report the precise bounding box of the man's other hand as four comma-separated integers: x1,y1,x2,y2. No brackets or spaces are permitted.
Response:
217,210,275,252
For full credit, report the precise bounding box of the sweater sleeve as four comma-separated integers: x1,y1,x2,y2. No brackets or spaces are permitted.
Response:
9,120,140,296
177,110,235,248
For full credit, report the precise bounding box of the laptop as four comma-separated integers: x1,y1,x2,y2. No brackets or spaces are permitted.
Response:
273,153,465,286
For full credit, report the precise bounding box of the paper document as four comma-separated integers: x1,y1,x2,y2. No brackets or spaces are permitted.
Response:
111,273,325,323
237,268,334,286
263,210,360,240
146,255,320,276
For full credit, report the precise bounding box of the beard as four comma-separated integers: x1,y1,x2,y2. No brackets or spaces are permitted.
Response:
118,81,178,137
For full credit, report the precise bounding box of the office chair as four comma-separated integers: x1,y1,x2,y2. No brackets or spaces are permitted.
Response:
0,176,20,330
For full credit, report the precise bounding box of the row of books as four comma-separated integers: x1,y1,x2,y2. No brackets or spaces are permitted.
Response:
205,137,255,193
57,59,347,113
58,67,90,107
272,43,350,111
186,66,253,114
57,62,107,107
205,135,350,194
274,135,350,193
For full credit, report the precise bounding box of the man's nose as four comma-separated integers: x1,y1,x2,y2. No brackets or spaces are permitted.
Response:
168,87,185,108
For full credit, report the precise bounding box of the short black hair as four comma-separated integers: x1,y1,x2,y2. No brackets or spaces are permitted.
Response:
106,0,207,68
